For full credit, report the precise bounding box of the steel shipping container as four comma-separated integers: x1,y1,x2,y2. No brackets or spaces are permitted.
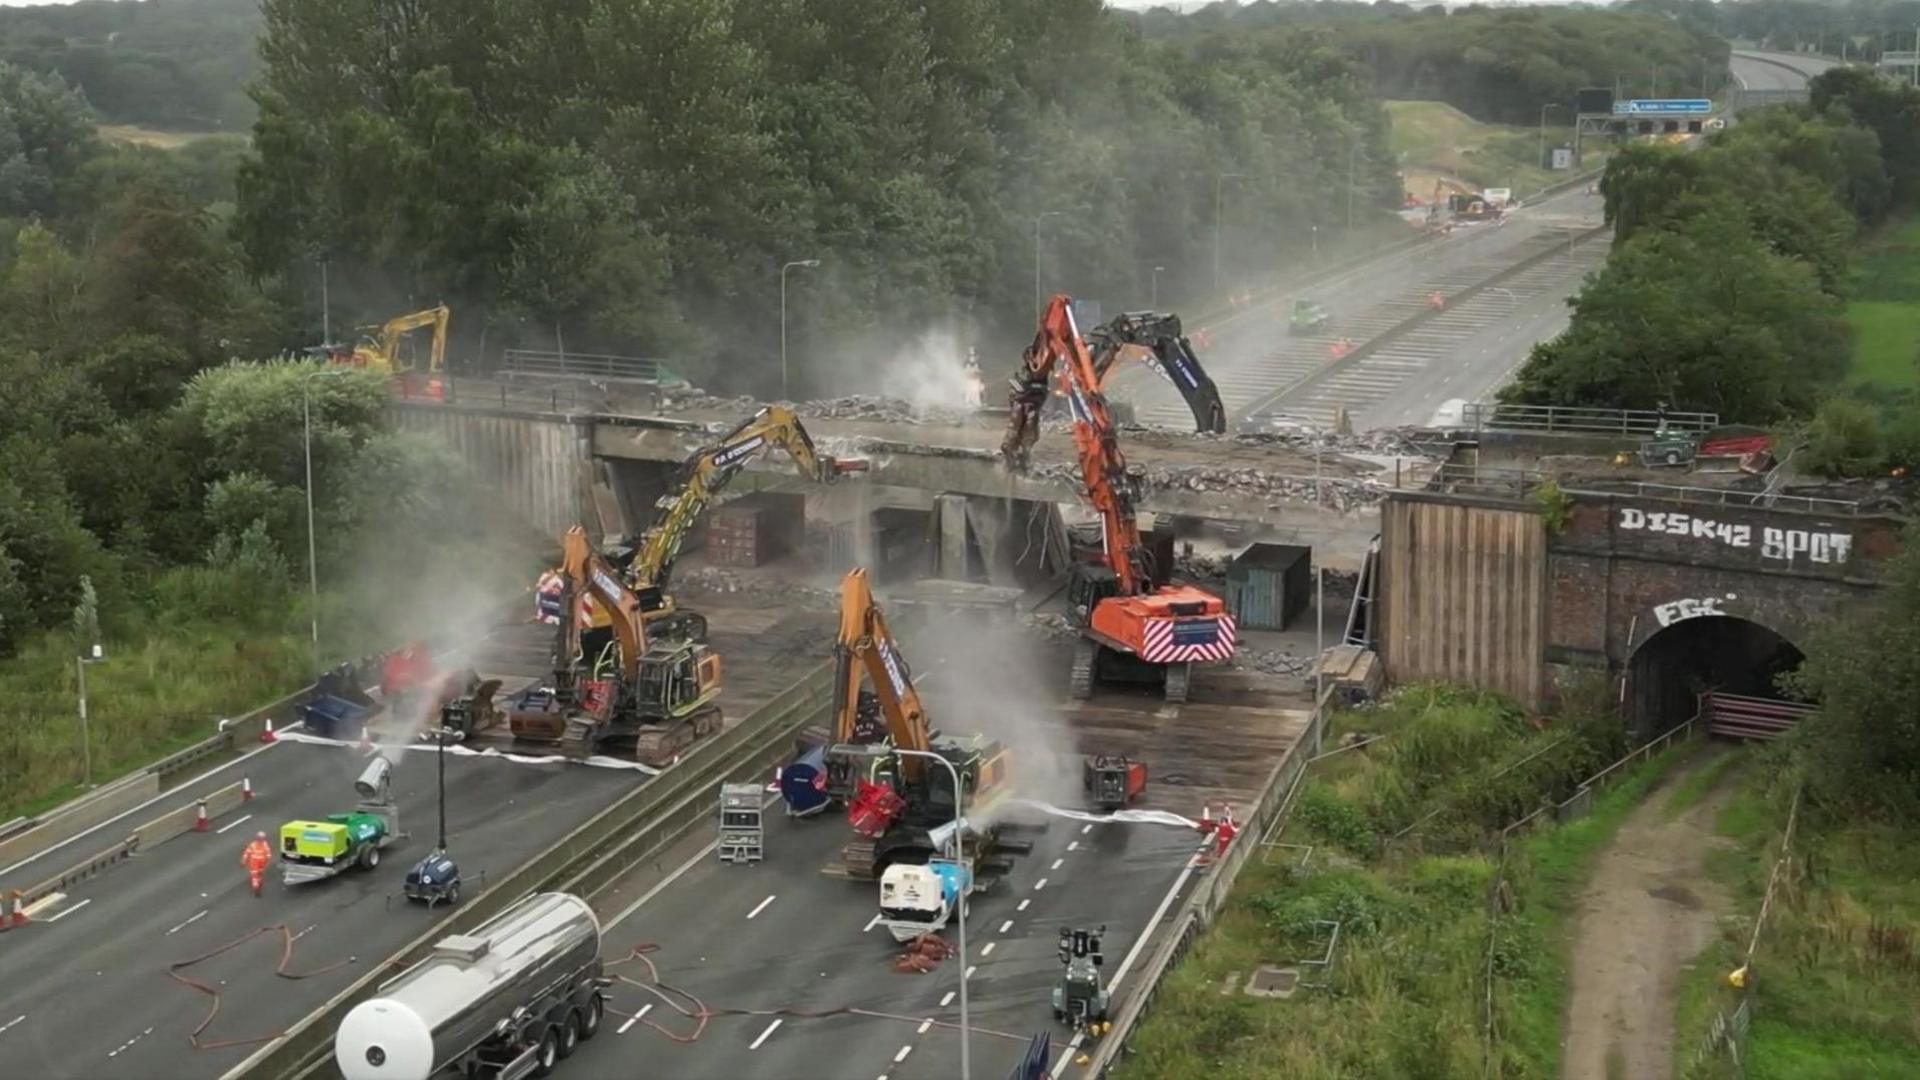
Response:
708,491,806,567
1225,543,1311,630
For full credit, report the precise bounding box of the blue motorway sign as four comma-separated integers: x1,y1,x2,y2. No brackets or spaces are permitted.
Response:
1611,98,1712,115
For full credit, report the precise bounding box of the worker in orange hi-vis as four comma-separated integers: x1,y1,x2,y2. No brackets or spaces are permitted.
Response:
1214,804,1239,859
241,831,274,897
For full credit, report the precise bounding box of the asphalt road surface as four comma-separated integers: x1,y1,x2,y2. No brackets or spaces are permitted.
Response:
0,739,639,1080
1730,49,1838,91
558,792,1204,1080
1114,181,1606,430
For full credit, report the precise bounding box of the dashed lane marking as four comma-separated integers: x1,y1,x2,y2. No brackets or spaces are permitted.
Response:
749,1019,784,1050
746,894,776,920
165,910,208,935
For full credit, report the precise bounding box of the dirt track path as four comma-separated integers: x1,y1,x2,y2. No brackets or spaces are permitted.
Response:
1561,749,1738,1080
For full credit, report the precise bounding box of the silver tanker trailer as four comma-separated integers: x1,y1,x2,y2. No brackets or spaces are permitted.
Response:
334,892,609,1080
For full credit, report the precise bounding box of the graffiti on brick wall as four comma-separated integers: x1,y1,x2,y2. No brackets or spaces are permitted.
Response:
1653,595,1734,627
1617,508,1853,565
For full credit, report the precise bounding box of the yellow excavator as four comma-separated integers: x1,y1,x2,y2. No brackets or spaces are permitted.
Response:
535,405,868,640
325,304,450,375
512,525,724,764
822,568,1013,880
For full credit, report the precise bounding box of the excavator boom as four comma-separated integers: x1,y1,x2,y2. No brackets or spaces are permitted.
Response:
636,405,867,598
557,525,646,685
1088,312,1225,434
348,305,450,374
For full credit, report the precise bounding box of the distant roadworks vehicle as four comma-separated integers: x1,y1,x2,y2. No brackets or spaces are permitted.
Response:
1288,298,1332,336
333,892,607,1080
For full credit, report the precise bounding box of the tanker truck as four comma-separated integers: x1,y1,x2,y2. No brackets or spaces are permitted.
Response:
334,892,608,1080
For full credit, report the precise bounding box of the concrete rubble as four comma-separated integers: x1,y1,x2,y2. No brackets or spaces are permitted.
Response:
674,566,839,610
1027,460,1390,511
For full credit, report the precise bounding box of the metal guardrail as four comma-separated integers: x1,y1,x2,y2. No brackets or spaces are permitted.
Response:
1622,481,1861,515
502,349,686,386
1463,402,1719,436
1081,688,1333,1075
234,662,836,1080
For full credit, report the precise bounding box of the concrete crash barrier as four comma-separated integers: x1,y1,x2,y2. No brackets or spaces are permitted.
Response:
0,770,159,873
0,779,253,930
229,662,837,1080
1082,689,1334,1077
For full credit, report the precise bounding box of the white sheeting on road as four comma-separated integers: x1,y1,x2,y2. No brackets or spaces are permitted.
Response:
271,729,661,774
1008,798,1200,830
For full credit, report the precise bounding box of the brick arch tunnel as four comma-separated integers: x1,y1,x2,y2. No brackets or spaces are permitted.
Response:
1626,615,1807,740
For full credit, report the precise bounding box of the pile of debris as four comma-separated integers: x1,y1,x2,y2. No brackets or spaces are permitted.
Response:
1174,550,1231,584
659,388,979,427
672,567,838,609
893,933,956,974
1022,612,1081,642
1232,648,1312,678
1141,465,1390,511
1231,427,1430,456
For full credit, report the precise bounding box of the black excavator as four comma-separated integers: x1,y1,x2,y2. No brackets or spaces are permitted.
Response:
1084,310,1227,435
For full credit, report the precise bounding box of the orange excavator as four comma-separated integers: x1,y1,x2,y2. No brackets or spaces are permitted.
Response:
820,568,1013,880
1002,295,1237,702
510,526,723,764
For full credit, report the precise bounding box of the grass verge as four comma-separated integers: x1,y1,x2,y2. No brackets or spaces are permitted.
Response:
1677,761,1920,1079
1385,100,1601,203
1845,215,1920,393
1117,683,1683,1079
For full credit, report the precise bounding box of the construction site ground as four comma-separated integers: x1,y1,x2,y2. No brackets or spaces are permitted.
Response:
564,595,1314,1080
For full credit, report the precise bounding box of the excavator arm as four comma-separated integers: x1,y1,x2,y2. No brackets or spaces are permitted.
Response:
1001,294,1149,596
1087,312,1225,434
832,569,930,752
352,304,450,374
554,525,647,689
634,405,867,598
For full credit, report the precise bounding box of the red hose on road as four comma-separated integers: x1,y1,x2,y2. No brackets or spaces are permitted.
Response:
168,924,355,1050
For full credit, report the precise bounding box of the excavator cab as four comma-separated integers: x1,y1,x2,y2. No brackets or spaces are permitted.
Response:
629,641,724,765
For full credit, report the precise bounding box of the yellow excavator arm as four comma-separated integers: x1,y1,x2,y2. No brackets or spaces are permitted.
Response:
832,568,931,775
557,525,647,683
634,405,867,596
352,304,450,374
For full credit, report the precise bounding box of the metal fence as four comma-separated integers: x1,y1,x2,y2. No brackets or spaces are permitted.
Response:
1462,402,1719,436
1620,481,1861,516
1691,785,1803,1076
502,349,687,385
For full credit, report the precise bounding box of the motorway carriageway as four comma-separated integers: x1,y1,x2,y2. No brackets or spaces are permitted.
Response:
557,786,1207,1080
0,731,638,1080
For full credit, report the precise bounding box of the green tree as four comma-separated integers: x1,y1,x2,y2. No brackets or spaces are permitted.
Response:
0,61,97,218
1503,204,1850,419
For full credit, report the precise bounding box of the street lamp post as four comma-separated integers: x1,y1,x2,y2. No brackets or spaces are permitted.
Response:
1347,144,1360,231
301,368,348,673
76,643,102,788
780,259,821,402
1212,172,1248,296
1151,265,1165,309
892,747,970,1080
1538,103,1564,170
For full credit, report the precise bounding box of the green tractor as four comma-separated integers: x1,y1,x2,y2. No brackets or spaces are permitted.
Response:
1288,299,1331,336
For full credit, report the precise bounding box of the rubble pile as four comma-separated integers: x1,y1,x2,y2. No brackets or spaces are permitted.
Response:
1174,550,1231,583
1022,612,1081,641
673,567,838,609
659,388,979,426
1233,648,1312,678
1232,428,1431,457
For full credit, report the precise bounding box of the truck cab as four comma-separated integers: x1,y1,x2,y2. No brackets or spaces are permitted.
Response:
877,858,972,941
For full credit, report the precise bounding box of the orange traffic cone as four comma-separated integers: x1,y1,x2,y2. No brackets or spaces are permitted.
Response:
242,777,255,802
193,799,210,832
261,718,276,743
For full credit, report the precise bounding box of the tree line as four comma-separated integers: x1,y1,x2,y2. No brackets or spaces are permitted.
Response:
1130,1,1733,125
235,0,1404,394
1503,68,1920,472
0,0,260,132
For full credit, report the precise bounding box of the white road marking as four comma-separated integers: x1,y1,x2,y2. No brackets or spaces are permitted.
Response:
0,1015,23,1035
618,1003,653,1034
290,924,316,942
46,898,92,923
939,991,955,1008
746,894,776,920
894,1045,913,1064
1080,824,1092,835
215,814,253,835
862,913,883,933
165,910,208,935
106,1027,154,1058
1061,843,1207,1069
21,892,65,918
965,965,976,980
1033,878,1048,891
1051,858,1064,871
999,920,1013,933
1067,841,1078,852
0,724,304,881
917,1019,933,1035
749,1019,784,1050
607,793,781,928
1017,899,1030,912
981,942,995,956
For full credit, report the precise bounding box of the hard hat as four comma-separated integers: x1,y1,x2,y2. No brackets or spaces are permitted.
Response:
257,831,267,839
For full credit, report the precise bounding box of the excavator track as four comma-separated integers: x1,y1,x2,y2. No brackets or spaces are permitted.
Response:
633,704,723,767
841,837,879,881
1069,638,1097,700
1163,661,1191,704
